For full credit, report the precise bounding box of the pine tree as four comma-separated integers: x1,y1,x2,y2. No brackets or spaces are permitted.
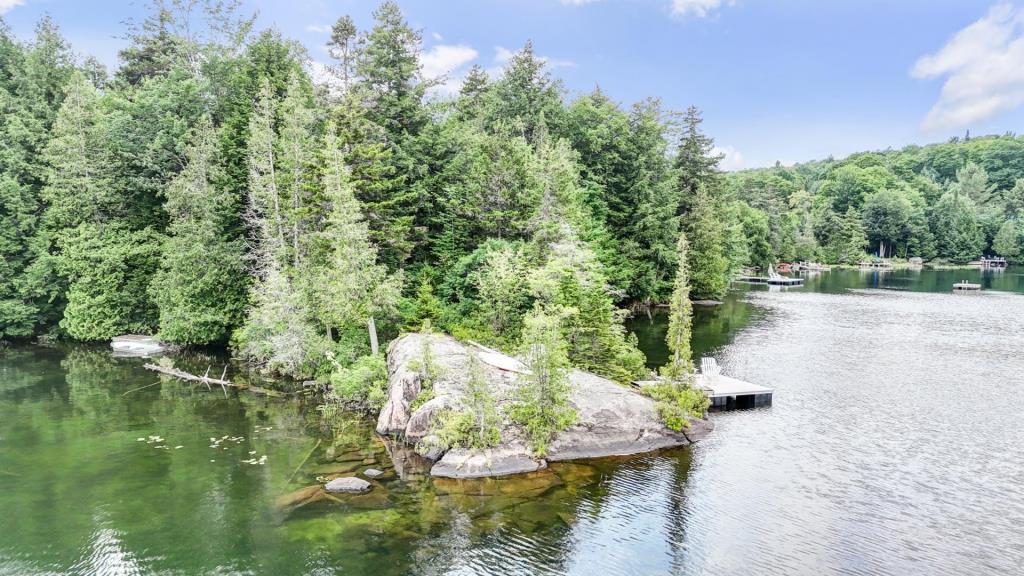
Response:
930,192,984,263
685,191,729,301
839,207,868,264
304,125,401,353
326,15,359,91
511,309,576,457
486,40,564,144
235,77,324,376
675,105,722,211
40,73,113,231
245,79,287,263
150,117,246,344
0,20,76,339
662,231,694,379
277,70,316,268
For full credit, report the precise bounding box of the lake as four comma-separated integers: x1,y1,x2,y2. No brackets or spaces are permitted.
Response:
2,267,1023,575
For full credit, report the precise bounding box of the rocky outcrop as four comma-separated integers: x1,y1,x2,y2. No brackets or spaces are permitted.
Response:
376,333,713,479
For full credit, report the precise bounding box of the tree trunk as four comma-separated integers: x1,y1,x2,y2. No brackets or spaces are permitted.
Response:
368,317,379,355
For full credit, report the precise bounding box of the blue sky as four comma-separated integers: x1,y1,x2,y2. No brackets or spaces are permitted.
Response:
2,0,1023,169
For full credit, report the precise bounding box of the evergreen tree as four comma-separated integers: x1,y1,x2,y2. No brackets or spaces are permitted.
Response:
685,192,729,300
150,117,246,344
931,191,984,263
675,105,722,210
838,207,868,264
662,231,694,379
486,40,564,144
993,220,1022,261
277,70,317,268
510,309,576,457
40,73,113,231
349,0,426,268
336,90,412,269
303,125,401,357
326,15,359,91
861,189,911,258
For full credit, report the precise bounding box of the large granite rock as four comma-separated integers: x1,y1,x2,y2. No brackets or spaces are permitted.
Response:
431,444,546,479
376,333,713,479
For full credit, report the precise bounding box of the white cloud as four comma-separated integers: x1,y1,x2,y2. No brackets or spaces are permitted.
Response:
494,46,515,65
306,61,345,96
306,24,331,34
0,0,25,15
421,44,478,79
912,3,1024,131
421,44,479,97
714,145,744,171
431,32,444,41
671,0,735,18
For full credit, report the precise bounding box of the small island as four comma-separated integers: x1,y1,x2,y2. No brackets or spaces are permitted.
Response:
376,333,712,479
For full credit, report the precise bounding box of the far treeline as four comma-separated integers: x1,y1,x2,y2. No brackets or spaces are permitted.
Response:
724,135,1024,267
1,0,1021,392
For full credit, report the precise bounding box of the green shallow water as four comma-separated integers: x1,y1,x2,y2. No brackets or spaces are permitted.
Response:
2,267,1024,575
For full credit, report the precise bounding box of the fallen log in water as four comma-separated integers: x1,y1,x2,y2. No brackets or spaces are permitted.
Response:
142,363,244,390
141,363,294,397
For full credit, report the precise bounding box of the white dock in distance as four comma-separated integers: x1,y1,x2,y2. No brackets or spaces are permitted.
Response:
633,358,774,409
952,281,981,292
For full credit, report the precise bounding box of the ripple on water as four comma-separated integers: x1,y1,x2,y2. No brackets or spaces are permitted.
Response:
420,289,1024,575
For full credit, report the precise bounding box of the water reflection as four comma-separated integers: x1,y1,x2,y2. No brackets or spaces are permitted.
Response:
2,268,1024,574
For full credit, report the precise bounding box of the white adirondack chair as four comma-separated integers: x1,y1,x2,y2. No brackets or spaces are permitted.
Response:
701,357,721,384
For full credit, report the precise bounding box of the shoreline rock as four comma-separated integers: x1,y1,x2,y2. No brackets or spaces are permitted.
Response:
376,333,713,479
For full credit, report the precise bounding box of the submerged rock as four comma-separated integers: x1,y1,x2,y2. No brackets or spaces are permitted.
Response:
275,484,331,512
692,300,723,306
376,333,713,479
324,477,372,494
431,444,546,479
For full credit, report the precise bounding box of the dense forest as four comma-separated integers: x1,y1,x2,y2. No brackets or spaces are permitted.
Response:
725,135,1024,267
2,0,1023,396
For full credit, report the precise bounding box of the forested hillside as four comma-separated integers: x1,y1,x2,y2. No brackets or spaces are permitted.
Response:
2,1,1023,390
724,135,1024,266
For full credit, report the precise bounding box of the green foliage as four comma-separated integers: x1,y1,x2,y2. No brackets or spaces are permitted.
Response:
509,310,576,457
861,189,911,258
662,232,694,379
409,337,442,411
685,192,729,300
403,273,443,331
233,264,328,378
992,220,1022,261
431,355,501,450
150,117,246,344
57,225,162,341
727,135,1024,265
326,353,389,412
644,380,710,430
930,192,984,263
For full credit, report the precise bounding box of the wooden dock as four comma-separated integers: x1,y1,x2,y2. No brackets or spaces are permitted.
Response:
633,371,773,410
953,282,981,292
736,275,804,286
696,374,774,408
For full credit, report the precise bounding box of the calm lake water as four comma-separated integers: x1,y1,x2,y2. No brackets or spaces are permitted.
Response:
2,267,1024,575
